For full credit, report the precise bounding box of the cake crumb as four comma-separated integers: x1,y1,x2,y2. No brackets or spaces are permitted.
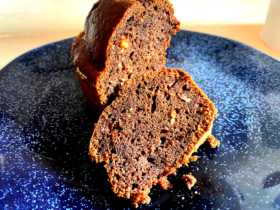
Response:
207,135,220,148
189,156,198,162
158,176,172,190
182,174,197,190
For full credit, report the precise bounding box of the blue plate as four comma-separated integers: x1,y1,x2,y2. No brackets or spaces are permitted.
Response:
1,30,280,209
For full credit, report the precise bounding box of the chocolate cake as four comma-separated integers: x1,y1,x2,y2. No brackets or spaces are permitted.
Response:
89,68,219,207
71,0,180,115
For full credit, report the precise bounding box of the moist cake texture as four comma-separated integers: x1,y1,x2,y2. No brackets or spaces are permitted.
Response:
89,68,218,207
71,0,180,115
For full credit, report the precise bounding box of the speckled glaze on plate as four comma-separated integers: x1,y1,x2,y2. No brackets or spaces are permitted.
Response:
1,30,280,210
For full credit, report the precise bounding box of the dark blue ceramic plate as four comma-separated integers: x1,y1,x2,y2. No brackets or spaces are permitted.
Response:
1,30,280,210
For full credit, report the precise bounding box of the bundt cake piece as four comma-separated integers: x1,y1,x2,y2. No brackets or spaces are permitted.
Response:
89,68,219,207
71,0,180,115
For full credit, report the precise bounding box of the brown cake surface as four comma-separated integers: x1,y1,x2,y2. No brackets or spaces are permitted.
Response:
71,0,180,115
89,68,218,207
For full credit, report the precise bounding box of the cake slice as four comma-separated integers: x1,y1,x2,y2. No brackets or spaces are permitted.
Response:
71,0,180,116
89,68,219,207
